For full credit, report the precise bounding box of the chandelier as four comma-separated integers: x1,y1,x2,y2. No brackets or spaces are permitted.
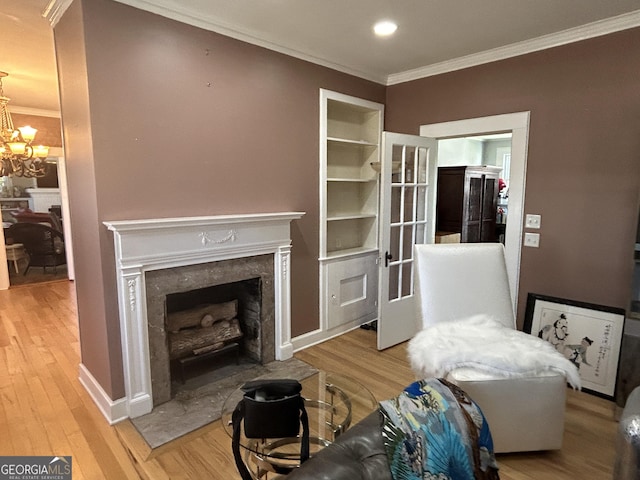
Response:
0,72,50,178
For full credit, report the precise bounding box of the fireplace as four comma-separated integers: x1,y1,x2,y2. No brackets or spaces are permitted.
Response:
104,212,304,418
145,255,276,406
165,278,261,383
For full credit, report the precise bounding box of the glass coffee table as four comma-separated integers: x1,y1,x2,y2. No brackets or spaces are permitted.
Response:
221,371,378,479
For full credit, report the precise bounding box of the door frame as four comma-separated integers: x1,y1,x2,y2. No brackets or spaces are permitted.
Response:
420,112,530,312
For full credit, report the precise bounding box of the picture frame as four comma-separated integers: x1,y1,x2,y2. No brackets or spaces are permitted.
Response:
524,293,625,399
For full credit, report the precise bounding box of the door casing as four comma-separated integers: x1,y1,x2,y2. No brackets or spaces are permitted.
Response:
420,112,530,312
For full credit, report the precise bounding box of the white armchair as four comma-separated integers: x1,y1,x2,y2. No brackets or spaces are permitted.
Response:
409,243,577,453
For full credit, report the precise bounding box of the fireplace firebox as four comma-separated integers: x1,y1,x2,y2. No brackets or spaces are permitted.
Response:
146,254,276,406
165,278,263,387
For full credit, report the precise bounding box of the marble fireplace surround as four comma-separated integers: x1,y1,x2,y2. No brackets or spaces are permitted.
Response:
103,212,304,419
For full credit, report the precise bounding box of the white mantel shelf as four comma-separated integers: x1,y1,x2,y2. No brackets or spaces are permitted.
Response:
100,211,305,421
104,212,305,269
104,212,305,232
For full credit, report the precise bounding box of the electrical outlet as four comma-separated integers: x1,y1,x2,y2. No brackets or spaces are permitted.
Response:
524,232,540,248
525,214,541,229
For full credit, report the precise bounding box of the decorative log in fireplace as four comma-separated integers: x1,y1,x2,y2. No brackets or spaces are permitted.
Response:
167,300,244,381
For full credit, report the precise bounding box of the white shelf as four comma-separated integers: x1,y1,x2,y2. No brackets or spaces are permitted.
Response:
327,214,377,222
327,178,376,183
321,247,379,261
320,89,384,330
327,137,378,147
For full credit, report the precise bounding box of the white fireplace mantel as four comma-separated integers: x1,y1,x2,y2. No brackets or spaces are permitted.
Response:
101,212,305,420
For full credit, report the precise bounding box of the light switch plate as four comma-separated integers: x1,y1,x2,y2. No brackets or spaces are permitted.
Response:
525,214,541,229
524,232,540,248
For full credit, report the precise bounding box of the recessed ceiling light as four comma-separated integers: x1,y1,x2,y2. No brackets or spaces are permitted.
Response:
373,20,397,37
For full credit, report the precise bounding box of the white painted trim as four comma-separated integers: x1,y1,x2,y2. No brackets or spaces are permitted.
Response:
0,224,9,291
43,0,73,27
9,106,61,118
97,2,640,87
291,321,364,353
55,156,75,280
104,212,305,232
420,112,530,314
46,1,640,86
78,364,129,425
104,212,304,418
274,244,294,360
388,10,640,85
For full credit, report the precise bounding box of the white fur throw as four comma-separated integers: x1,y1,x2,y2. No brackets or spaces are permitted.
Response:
408,314,581,389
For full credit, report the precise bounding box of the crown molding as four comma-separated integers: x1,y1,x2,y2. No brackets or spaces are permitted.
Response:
387,9,640,86
10,106,61,118
43,0,73,27
42,1,640,87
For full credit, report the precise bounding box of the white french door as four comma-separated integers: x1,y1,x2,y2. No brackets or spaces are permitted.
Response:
377,133,437,350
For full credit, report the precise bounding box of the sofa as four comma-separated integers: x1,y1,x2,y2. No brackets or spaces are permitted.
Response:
287,410,391,480
287,378,500,480
291,382,640,480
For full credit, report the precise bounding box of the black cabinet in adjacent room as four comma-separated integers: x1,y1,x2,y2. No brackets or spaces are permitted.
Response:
436,166,501,243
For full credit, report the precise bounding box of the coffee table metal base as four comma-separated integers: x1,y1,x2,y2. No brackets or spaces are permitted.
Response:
223,371,378,479
242,437,331,479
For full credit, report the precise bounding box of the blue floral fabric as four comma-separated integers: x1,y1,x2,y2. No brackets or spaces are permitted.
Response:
379,378,500,480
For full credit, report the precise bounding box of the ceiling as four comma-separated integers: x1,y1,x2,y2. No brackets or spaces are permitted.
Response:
2,0,640,114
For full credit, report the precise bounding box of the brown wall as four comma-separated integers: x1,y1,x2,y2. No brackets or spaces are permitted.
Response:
55,0,121,396
55,0,640,400
54,0,385,399
10,114,62,148
385,28,640,325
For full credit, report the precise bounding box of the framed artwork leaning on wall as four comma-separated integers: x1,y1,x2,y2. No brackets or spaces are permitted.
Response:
524,293,625,399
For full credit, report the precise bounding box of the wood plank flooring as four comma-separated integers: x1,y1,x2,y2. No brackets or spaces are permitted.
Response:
0,280,140,480
0,280,619,479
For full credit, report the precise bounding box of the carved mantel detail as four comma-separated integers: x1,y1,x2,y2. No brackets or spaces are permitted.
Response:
104,212,304,419
199,229,237,246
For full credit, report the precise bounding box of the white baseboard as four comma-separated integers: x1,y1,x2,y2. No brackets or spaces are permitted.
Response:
78,363,128,425
292,318,374,353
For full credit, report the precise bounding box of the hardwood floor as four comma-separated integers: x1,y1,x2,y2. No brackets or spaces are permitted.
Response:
0,280,139,479
0,281,619,479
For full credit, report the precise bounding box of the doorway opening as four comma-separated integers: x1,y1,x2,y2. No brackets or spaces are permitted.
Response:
436,133,512,245
0,156,73,289
420,112,530,312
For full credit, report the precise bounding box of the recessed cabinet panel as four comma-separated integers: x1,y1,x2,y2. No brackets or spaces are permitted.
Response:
326,254,378,329
340,275,367,306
